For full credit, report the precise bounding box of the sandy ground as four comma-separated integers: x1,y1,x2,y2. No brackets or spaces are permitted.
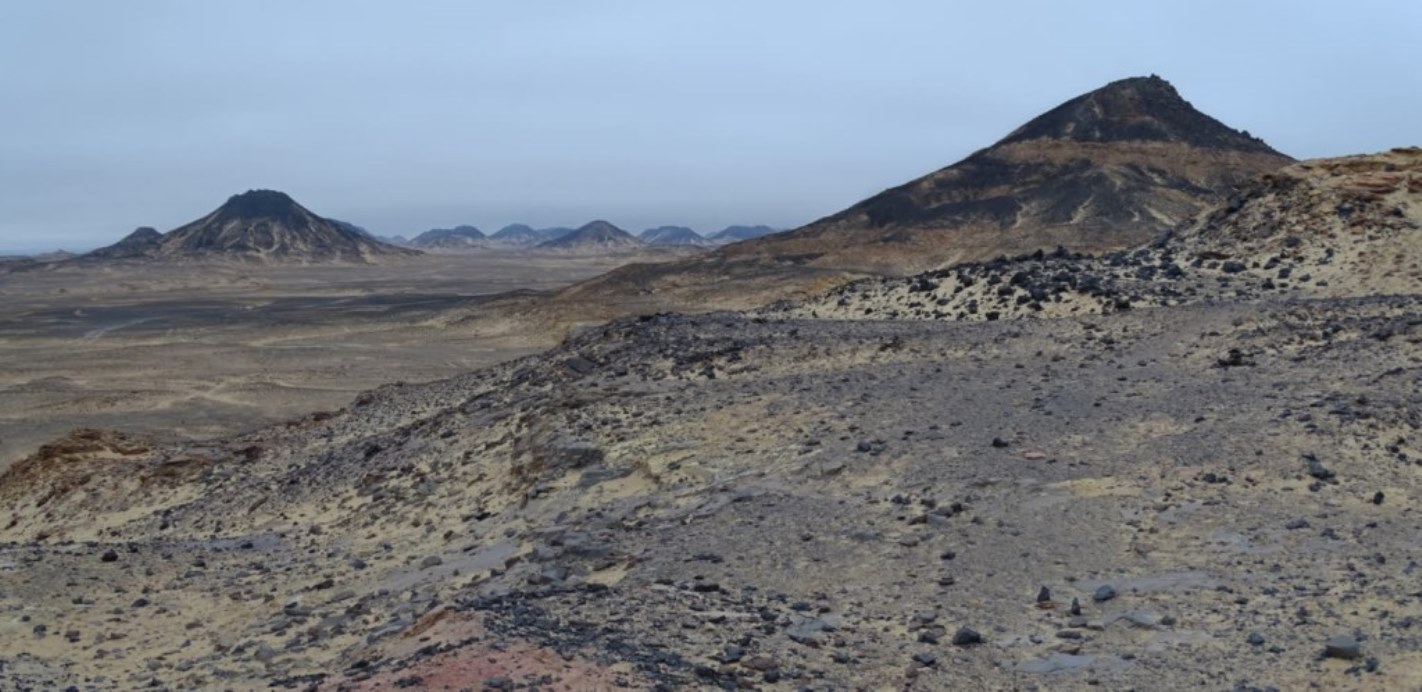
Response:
0,251,689,470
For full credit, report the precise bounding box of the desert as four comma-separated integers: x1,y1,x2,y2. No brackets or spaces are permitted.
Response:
2,4,1420,691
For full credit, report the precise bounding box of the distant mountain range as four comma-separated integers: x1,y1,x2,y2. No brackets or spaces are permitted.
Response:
393,222,778,251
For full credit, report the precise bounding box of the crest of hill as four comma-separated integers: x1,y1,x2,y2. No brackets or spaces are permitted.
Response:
537,220,644,251
490,224,541,245
409,225,487,249
640,226,711,246
82,190,420,264
84,227,162,260
551,75,1293,316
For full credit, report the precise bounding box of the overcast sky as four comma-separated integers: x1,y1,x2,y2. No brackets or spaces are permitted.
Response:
1,1,1418,254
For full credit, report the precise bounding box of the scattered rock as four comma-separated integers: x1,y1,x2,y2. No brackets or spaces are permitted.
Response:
952,627,984,647
1324,634,1361,660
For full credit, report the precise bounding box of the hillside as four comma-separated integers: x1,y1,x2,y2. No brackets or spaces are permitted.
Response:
5,222,1421,688
554,76,1293,316
83,226,162,260
778,148,1422,322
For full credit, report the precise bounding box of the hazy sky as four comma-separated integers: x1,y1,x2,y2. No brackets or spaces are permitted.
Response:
2,1,1418,254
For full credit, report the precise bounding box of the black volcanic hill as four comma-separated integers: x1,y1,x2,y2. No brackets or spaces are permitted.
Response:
85,227,163,260
558,75,1295,311
710,75,1294,273
409,225,486,250
709,225,780,243
84,190,420,264
537,227,578,242
639,226,710,246
490,224,541,245
537,220,643,251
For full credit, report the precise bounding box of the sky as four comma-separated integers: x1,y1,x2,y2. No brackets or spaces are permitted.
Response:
1,1,1419,254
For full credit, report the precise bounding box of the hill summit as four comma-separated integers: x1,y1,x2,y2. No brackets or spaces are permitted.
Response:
409,225,486,250
83,190,419,264
537,220,643,251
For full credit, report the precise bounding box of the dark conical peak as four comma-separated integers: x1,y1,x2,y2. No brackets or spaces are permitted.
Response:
997,75,1282,155
216,189,306,223
578,219,623,233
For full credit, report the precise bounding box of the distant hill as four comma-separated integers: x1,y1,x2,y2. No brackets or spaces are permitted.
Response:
490,224,542,245
709,225,780,243
537,227,577,242
329,219,409,247
536,220,644,252
81,190,420,264
409,225,486,250
639,226,711,246
85,227,163,260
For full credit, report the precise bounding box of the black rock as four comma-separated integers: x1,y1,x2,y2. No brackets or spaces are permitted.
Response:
1324,634,1361,660
951,627,984,647
1092,585,1118,602
991,437,1010,448
912,652,938,666
1069,597,1082,616
100,549,119,563
1037,586,1052,603
1305,454,1335,481
1247,632,1266,646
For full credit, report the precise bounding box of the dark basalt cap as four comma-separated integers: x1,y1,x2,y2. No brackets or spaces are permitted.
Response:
997,75,1282,154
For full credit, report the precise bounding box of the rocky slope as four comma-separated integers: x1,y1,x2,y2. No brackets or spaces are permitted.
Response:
537,220,644,252
3,296,1421,689
79,190,420,264
2,149,1421,690
82,227,163,260
777,148,1421,322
